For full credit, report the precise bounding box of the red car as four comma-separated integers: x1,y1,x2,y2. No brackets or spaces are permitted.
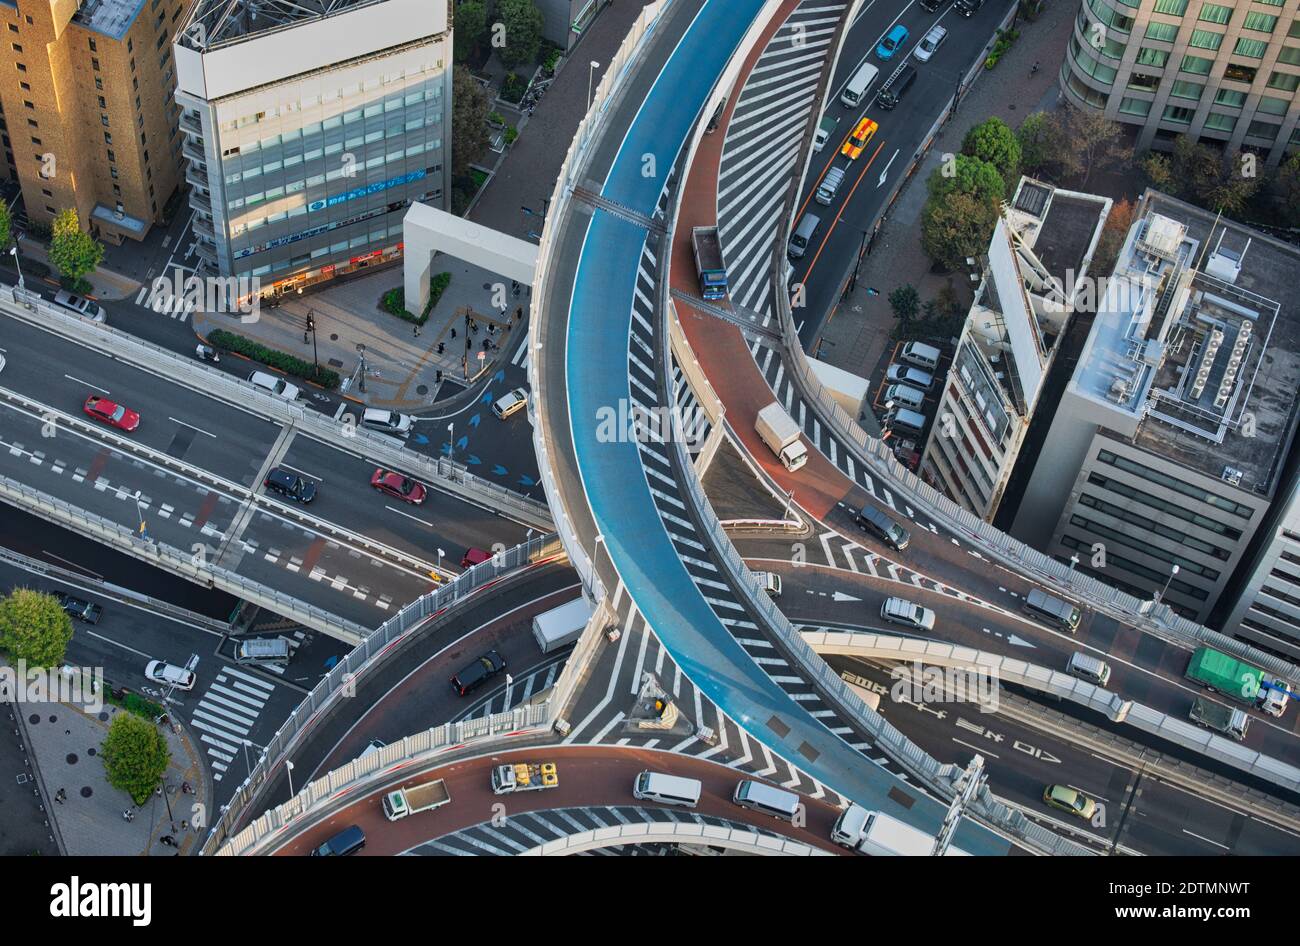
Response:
83,395,140,432
370,468,426,504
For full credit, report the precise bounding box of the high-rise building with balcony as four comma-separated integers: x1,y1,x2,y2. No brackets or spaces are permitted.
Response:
1062,0,1300,166
0,0,191,243
920,178,1110,521
173,0,451,291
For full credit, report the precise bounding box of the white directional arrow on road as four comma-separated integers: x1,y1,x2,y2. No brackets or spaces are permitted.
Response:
832,591,861,603
877,148,899,187
1007,634,1036,649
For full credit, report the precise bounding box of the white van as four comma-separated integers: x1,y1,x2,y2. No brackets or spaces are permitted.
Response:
234,636,291,666
1066,652,1111,686
1025,587,1082,632
900,341,941,370
732,779,801,821
831,803,871,847
633,771,702,808
884,406,927,435
815,166,846,206
884,383,925,410
841,61,880,107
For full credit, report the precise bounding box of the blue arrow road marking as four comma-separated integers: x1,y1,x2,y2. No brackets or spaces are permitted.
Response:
412,433,429,445
518,474,537,487
494,369,505,382
492,464,508,476
466,454,481,466
469,413,482,428
481,390,495,404
456,435,469,450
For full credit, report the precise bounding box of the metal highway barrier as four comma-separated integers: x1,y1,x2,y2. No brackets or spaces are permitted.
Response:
0,288,553,531
202,533,564,854
0,471,370,641
802,630,1300,794
525,822,831,856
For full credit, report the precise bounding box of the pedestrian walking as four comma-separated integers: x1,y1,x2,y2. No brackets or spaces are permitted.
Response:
160,835,176,848
181,820,189,831
1030,60,1040,75
54,788,65,805
123,809,134,822
514,306,523,322
450,327,456,339
181,781,193,795
413,322,421,337
437,342,445,354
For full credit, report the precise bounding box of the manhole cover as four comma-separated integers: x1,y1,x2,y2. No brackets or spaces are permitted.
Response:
88,748,97,756
28,713,38,724
79,786,92,798
329,333,339,341
417,384,428,396
66,753,78,765
98,712,108,721
328,358,344,368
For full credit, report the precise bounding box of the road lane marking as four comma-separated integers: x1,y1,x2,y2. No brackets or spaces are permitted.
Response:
952,738,998,759
1181,829,1229,851
64,374,109,394
168,416,217,438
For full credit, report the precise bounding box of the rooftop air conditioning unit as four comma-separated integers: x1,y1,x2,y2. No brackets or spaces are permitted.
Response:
1222,466,1243,486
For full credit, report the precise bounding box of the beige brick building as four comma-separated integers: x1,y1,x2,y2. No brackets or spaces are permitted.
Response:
0,0,190,244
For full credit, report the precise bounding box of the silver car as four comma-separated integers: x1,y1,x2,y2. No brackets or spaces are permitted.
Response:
54,289,107,323
248,370,301,401
914,24,947,62
492,387,528,420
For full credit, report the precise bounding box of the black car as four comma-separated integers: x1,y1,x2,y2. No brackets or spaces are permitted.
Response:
263,467,318,504
55,592,103,624
450,649,506,696
919,0,949,10
852,506,911,552
955,0,984,15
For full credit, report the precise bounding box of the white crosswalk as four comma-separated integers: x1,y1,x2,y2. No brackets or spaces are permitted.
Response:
134,285,196,321
188,667,277,782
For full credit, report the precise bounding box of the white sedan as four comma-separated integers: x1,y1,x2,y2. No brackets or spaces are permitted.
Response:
248,370,301,401
145,660,195,691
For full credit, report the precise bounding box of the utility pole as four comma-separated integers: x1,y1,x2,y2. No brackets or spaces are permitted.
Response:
305,309,318,378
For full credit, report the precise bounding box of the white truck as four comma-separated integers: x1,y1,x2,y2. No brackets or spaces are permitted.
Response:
532,596,593,654
755,402,808,472
381,779,451,821
831,805,969,856
491,761,559,795
1189,695,1250,740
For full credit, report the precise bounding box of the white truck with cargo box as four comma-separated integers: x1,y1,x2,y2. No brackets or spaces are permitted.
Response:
755,402,808,471
234,636,291,665
833,805,969,855
382,779,451,821
1189,695,1250,740
532,596,594,654
491,761,559,794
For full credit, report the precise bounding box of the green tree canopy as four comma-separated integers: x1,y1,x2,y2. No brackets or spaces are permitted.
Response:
452,65,490,179
921,190,1000,272
1273,152,1300,223
48,209,104,285
0,200,12,251
962,118,1021,190
102,713,170,805
0,588,73,668
888,284,921,322
1015,111,1057,178
495,0,545,70
927,154,1006,206
454,0,488,63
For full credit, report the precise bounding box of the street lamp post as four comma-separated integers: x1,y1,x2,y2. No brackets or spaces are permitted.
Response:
285,760,296,798
356,343,367,394
10,245,23,291
305,309,319,379
587,61,601,110
447,422,454,462
1155,564,1180,605
133,491,150,543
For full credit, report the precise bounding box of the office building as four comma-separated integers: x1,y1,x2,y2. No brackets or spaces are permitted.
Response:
1062,0,1300,166
0,0,191,243
920,178,1110,521
1012,189,1300,629
174,0,451,291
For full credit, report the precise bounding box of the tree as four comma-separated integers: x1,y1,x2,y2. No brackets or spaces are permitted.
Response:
0,589,73,667
454,0,488,64
1091,198,1136,276
452,65,489,180
1050,104,1126,186
1191,149,1261,217
1140,152,1178,196
102,713,170,805
888,284,921,322
921,190,999,272
927,154,1006,206
495,0,544,70
962,118,1021,191
1272,152,1300,223
48,209,104,288
1016,112,1057,178
0,199,12,251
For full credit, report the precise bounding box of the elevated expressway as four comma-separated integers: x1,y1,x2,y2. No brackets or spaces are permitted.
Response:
0,293,549,641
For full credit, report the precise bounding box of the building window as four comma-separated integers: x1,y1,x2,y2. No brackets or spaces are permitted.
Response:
104,132,112,144
1128,72,1161,91
1246,120,1279,140
1277,46,1300,67
110,167,118,179
25,118,35,128
1188,28,1224,50
91,58,100,71
128,38,133,52
95,77,103,90
101,115,109,127
1215,87,1247,106
1180,53,1214,74
29,137,38,145
11,43,20,52
1170,80,1204,99
1267,70,1300,92
1136,47,1170,67
1119,96,1153,115
1243,11,1277,32
107,149,115,162
1224,63,1258,82
41,189,51,197
1198,3,1232,24
1257,94,1290,115
22,100,33,110
1162,104,1196,123
1202,112,1238,131
1233,37,1269,58
6,25,15,33
15,63,25,72
1154,0,1188,12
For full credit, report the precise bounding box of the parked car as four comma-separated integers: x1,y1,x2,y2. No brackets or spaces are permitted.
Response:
263,467,317,504
876,24,909,60
144,660,195,691
450,649,506,696
920,0,949,11
886,364,934,390
955,0,985,16
55,592,102,625
370,468,427,504
360,408,414,438
840,117,879,160
248,370,300,401
914,24,948,62
1043,784,1097,820
461,547,493,569
53,289,107,323
812,114,839,152
492,387,528,420
83,395,140,432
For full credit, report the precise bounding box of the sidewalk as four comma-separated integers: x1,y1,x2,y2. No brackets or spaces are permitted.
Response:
16,236,141,301
816,0,1075,380
20,685,210,856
